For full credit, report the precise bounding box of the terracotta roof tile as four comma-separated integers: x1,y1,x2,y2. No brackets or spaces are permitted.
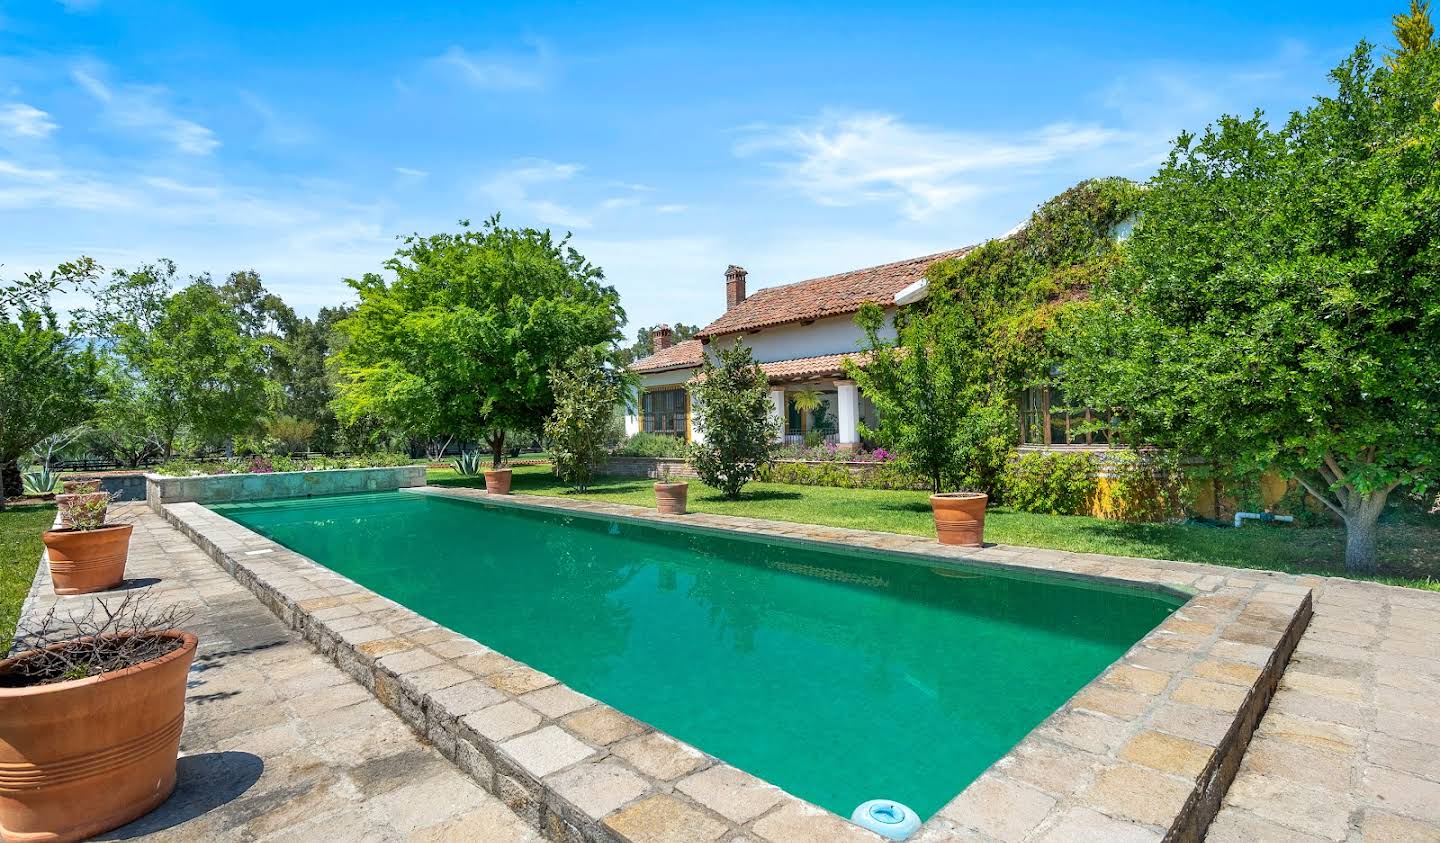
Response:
695,247,976,339
629,339,704,374
758,352,872,382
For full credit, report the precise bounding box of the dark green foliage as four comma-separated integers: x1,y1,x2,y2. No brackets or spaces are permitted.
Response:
335,216,625,468
687,342,777,499
0,304,103,505
1060,29,1440,572
546,348,627,491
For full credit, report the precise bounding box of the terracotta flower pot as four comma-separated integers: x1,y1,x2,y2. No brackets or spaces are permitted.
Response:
483,468,513,495
930,492,988,547
42,524,133,595
0,630,197,843
654,482,689,515
59,479,100,495
55,492,109,529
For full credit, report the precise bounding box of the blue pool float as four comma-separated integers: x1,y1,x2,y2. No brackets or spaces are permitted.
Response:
851,800,920,840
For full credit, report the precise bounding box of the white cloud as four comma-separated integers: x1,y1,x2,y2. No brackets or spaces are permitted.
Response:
737,111,1125,220
394,167,428,178
0,103,58,138
72,64,219,155
656,204,687,214
429,44,549,91
480,160,592,229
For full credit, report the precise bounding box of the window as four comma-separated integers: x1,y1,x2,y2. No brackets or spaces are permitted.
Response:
641,388,688,438
1019,385,1115,447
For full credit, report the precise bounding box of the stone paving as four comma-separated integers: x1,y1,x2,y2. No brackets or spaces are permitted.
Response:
19,504,540,842
1208,577,1440,842
22,488,1439,843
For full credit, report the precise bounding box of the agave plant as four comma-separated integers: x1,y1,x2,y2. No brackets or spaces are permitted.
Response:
452,450,485,477
22,468,61,496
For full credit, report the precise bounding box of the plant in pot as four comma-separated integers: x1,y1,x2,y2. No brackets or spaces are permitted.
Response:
482,457,512,495
653,463,688,515
43,490,132,595
0,595,196,843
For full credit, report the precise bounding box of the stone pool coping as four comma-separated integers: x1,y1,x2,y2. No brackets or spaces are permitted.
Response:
144,464,426,512
161,487,1313,843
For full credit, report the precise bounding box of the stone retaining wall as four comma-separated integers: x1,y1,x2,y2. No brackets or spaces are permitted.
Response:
166,485,1311,843
145,465,426,513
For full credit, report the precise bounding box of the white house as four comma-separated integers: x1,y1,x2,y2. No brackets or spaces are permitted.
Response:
625,248,976,447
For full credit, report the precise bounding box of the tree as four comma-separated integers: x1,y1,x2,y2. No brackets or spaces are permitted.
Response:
545,348,630,491
334,216,625,467
1390,1,1435,66
283,306,351,451
109,278,272,457
847,306,1003,493
686,341,776,499
87,359,164,468
618,322,699,365
1060,23,1440,573
0,307,103,506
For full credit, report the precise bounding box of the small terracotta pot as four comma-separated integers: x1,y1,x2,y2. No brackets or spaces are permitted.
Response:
60,479,101,495
0,630,197,843
483,468,513,495
654,482,689,515
55,492,109,529
42,523,133,595
930,492,988,547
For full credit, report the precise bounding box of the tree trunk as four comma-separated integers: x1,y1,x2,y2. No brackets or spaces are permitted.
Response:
1,459,22,508
1341,489,1388,575
489,431,506,469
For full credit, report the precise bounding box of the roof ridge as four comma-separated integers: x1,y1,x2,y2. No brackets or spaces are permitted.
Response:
742,246,973,298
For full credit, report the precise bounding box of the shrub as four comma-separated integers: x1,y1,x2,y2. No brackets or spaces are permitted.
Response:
452,450,485,476
687,342,776,499
1103,450,1188,522
545,348,624,492
614,432,688,458
1003,451,1099,515
22,467,60,495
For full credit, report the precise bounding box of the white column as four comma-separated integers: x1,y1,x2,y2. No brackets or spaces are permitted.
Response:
769,387,786,443
836,380,860,446
624,387,641,436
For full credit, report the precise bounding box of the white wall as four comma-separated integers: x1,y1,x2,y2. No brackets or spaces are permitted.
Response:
705,308,896,364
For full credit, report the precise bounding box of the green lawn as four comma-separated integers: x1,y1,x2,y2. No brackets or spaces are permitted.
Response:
430,465,1440,590
0,505,53,642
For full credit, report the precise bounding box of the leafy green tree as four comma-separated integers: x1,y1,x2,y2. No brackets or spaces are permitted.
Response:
87,359,164,467
334,216,625,467
1390,0,1435,66
0,306,103,506
545,348,631,491
87,270,273,458
848,306,1004,493
283,305,351,451
686,341,776,499
1060,24,1440,572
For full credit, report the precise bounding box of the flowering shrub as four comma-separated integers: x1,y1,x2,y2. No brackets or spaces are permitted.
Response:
772,443,894,463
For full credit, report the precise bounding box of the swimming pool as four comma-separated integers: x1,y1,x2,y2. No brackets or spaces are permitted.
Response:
212,490,1183,820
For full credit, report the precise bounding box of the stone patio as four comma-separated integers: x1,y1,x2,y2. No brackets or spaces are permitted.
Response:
18,489,1439,842
18,505,540,842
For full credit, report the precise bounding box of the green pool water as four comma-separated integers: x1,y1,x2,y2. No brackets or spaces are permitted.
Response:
212,490,1183,819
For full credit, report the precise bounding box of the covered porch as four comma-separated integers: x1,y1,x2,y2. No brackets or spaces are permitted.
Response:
758,353,878,447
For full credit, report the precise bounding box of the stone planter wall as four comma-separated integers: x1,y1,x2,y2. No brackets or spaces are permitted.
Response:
145,465,427,513
599,457,699,481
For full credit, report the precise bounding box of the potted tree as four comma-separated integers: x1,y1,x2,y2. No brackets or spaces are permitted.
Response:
42,490,132,594
653,463,688,515
848,305,1002,547
483,463,513,495
0,596,196,842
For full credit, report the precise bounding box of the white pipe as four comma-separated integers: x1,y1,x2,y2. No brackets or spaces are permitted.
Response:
1233,511,1295,529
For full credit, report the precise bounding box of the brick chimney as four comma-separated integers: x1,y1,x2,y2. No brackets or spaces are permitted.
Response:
725,265,748,311
651,324,673,351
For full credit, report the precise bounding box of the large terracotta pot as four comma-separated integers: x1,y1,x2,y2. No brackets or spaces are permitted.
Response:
41,524,132,596
654,482,689,515
54,493,108,530
483,469,513,495
0,630,197,843
930,492,988,547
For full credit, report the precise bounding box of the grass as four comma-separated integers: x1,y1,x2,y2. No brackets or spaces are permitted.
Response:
430,465,1440,591
0,504,54,641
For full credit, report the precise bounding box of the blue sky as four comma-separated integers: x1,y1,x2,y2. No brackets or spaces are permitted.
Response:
0,1,1402,331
